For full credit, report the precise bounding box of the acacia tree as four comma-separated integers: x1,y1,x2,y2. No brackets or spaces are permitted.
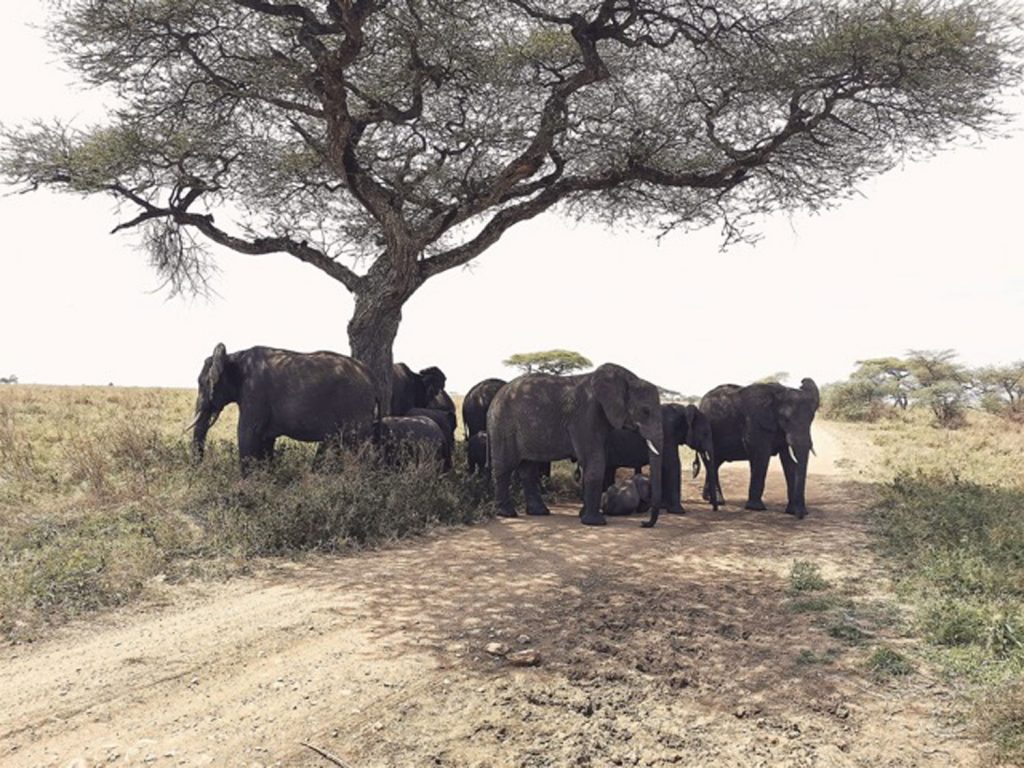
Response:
852,357,914,409
504,349,592,375
1,0,1020,406
976,362,1024,415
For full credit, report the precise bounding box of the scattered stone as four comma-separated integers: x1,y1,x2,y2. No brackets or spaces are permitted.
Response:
507,649,541,667
516,634,532,645
485,642,509,657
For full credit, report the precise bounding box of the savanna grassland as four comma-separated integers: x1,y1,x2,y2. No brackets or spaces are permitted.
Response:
2,384,1024,766
0,384,495,640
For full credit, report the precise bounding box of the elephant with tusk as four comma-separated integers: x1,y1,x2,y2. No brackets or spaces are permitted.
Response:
699,378,819,518
603,403,718,514
487,363,665,527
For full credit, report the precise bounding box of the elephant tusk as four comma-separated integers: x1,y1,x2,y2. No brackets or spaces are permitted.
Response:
691,452,701,479
811,443,817,457
645,438,660,457
788,445,800,465
184,412,202,433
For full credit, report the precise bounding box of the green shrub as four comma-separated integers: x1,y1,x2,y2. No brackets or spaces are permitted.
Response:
190,447,493,556
867,646,914,680
875,474,1024,600
820,380,888,422
789,560,829,592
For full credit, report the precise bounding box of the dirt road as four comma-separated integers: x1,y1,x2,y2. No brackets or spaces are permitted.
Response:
1,423,979,767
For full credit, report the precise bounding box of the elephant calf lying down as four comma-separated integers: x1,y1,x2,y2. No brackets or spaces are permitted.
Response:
601,474,652,516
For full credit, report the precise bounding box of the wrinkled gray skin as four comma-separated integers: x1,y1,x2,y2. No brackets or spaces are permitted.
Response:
374,415,448,471
467,431,489,477
390,363,447,416
699,378,820,518
487,363,665,527
604,403,718,514
189,343,377,474
461,378,507,437
428,388,457,420
405,407,454,471
601,474,652,516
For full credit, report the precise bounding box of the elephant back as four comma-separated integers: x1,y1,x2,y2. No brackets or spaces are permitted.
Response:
462,378,507,437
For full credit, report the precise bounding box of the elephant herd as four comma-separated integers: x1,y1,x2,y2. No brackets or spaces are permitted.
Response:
189,343,820,528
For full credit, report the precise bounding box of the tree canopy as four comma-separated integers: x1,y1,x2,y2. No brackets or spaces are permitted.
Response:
822,349,1024,427
504,349,593,376
2,0,1020,405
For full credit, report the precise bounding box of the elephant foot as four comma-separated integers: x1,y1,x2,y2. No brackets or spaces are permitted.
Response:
526,504,551,516
786,504,808,519
664,506,686,515
745,500,767,511
496,508,519,518
580,512,608,526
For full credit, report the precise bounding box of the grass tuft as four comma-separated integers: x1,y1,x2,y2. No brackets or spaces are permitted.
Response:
867,646,914,681
977,679,1024,765
789,560,829,593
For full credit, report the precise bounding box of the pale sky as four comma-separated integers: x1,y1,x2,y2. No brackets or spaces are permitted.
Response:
1,4,1022,396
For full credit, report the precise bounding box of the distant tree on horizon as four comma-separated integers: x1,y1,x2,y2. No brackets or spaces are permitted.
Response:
503,350,592,376
0,374,18,385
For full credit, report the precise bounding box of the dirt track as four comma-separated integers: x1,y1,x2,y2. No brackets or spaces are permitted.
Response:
1,423,980,767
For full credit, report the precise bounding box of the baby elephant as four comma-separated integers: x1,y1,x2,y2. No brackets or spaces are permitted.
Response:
601,474,652,516
374,415,449,471
467,432,489,477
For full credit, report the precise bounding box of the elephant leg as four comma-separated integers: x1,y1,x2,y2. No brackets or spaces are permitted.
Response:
493,461,517,518
312,435,345,471
238,424,273,475
779,449,809,518
662,445,684,514
779,451,797,511
580,461,608,526
520,461,551,516
746,453,769,511
702,462,725,505
602,464,617,492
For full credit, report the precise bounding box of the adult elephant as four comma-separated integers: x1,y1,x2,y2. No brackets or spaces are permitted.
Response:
462,378,507,437
604,403,718,514
189,343,377,473
390,363,447,416
699,378,820,518
487,363,664,527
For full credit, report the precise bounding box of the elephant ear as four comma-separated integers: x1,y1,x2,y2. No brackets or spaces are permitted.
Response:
418,366,447,402
684,404,698,434
801,378,820,409
593,366,628,429
202,343,227,401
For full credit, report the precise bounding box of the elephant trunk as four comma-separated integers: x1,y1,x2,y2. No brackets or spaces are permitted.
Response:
704,448,719,511
189,396,221,464
786,436,812,518
641,423,664,528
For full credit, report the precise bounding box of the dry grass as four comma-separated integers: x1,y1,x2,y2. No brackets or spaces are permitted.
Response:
0,384,491,641
847,408,1024,763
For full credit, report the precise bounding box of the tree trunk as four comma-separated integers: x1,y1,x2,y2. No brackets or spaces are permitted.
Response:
347,255,422,415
